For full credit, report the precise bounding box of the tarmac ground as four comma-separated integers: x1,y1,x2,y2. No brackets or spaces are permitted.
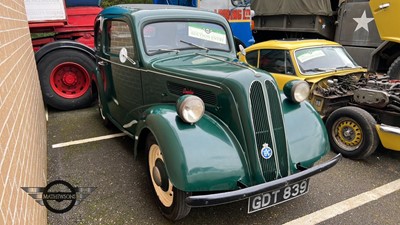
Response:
46,105,400,225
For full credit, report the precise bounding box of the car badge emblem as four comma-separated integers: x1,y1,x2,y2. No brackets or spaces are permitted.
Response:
260,143,273,159
182,88,194,95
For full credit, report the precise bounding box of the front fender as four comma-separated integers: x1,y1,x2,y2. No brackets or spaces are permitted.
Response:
135,105,250,192
281,96,330,168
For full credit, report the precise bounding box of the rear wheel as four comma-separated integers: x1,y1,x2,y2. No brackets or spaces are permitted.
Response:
326,107,379,159
37,49,95,110
387,56,400,80
146,135,191,221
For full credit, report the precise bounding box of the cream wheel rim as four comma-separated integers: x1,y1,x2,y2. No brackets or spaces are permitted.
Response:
148,144,174,207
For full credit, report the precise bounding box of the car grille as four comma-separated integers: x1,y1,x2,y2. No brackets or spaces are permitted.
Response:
249,80,289,181
167,82,217,105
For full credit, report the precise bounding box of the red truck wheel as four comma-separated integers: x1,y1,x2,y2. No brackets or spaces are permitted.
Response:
37,49,95,110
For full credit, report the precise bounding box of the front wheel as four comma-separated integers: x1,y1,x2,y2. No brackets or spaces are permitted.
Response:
37,49,95,110
146,135,191,221
326,106,379,159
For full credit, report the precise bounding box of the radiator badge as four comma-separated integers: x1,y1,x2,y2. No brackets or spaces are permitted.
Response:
261,143,273,159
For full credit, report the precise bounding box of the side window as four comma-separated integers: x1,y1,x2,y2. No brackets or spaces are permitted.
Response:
105,20,136,60
259,49,294,75
245,51,259,67
94,20,102,51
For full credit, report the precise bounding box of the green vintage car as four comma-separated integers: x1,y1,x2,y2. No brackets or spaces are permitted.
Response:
94,4,341,221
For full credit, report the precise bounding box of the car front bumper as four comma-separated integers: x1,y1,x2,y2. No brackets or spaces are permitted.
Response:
185,153,342,207
376,124,400,151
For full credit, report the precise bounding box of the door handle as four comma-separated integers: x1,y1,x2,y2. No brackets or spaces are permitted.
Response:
98,61,108,66
379,3,390,10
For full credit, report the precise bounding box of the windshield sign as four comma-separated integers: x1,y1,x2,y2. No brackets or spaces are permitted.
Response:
188,23,227,45
295,47,358,75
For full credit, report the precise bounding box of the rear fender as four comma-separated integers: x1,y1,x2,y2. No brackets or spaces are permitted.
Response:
134,105,249,192
35,40,95,63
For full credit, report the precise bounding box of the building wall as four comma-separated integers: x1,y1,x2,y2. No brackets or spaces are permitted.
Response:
0,1,47,225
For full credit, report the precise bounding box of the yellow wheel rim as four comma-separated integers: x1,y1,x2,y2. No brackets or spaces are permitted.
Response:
334,117,363,151
148,144,174,207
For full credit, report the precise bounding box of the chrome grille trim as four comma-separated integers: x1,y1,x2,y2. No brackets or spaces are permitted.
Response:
265,80,290,177
249,80,289,181
261,81,282,179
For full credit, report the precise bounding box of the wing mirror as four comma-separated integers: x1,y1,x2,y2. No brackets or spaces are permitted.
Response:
239,44,246,56
119,47,136,66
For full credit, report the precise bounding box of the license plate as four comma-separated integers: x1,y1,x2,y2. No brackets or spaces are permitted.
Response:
248,179,309,213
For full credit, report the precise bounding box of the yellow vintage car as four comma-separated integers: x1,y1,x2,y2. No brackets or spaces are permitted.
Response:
239,39,400,159
238,39,366,90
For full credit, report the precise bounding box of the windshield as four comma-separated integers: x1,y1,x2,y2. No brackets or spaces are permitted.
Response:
143,21,230,55
294,46,359,75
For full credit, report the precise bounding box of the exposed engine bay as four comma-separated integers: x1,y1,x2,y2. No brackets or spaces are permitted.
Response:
309,72,400,118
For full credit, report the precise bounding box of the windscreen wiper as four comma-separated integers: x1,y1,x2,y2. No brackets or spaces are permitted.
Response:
148,48,180,54
303,68,329,73
180,40,209,52
335,66,354,70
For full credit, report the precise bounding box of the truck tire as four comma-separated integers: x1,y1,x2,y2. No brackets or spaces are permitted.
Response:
387,56,400,80
37,49,95,110
325,106,379,159
146,134,191,221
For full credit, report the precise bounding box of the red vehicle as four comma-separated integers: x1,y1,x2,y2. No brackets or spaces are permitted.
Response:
26,0,102,110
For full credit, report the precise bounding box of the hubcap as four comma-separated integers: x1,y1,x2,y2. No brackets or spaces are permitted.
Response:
152,159,169,192
62,72,78,86
148,144,174,207
152,166,162,187
50,62,90,99
333,118,362,151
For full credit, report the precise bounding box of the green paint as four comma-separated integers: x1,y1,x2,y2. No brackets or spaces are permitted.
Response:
94,5,332,193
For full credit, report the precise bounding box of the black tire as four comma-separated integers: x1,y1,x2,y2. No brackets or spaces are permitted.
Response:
387,56,400,80
37,49,96,110
326,106,379,159
146,135,191,221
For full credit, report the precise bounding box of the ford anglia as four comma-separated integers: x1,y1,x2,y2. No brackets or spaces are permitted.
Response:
94,4,341,221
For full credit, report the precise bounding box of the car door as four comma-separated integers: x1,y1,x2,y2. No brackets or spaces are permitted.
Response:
101,18,143,125
370,0,400,43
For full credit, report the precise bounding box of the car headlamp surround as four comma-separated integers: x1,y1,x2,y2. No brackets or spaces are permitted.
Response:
283,80,310,103
176,95,205,124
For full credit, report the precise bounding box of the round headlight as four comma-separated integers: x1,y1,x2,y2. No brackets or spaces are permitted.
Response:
176,95,205,124
283,80,310,103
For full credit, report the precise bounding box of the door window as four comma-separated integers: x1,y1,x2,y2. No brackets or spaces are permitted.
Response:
105,20,136,62
245,50,259,67
259,49,294,75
